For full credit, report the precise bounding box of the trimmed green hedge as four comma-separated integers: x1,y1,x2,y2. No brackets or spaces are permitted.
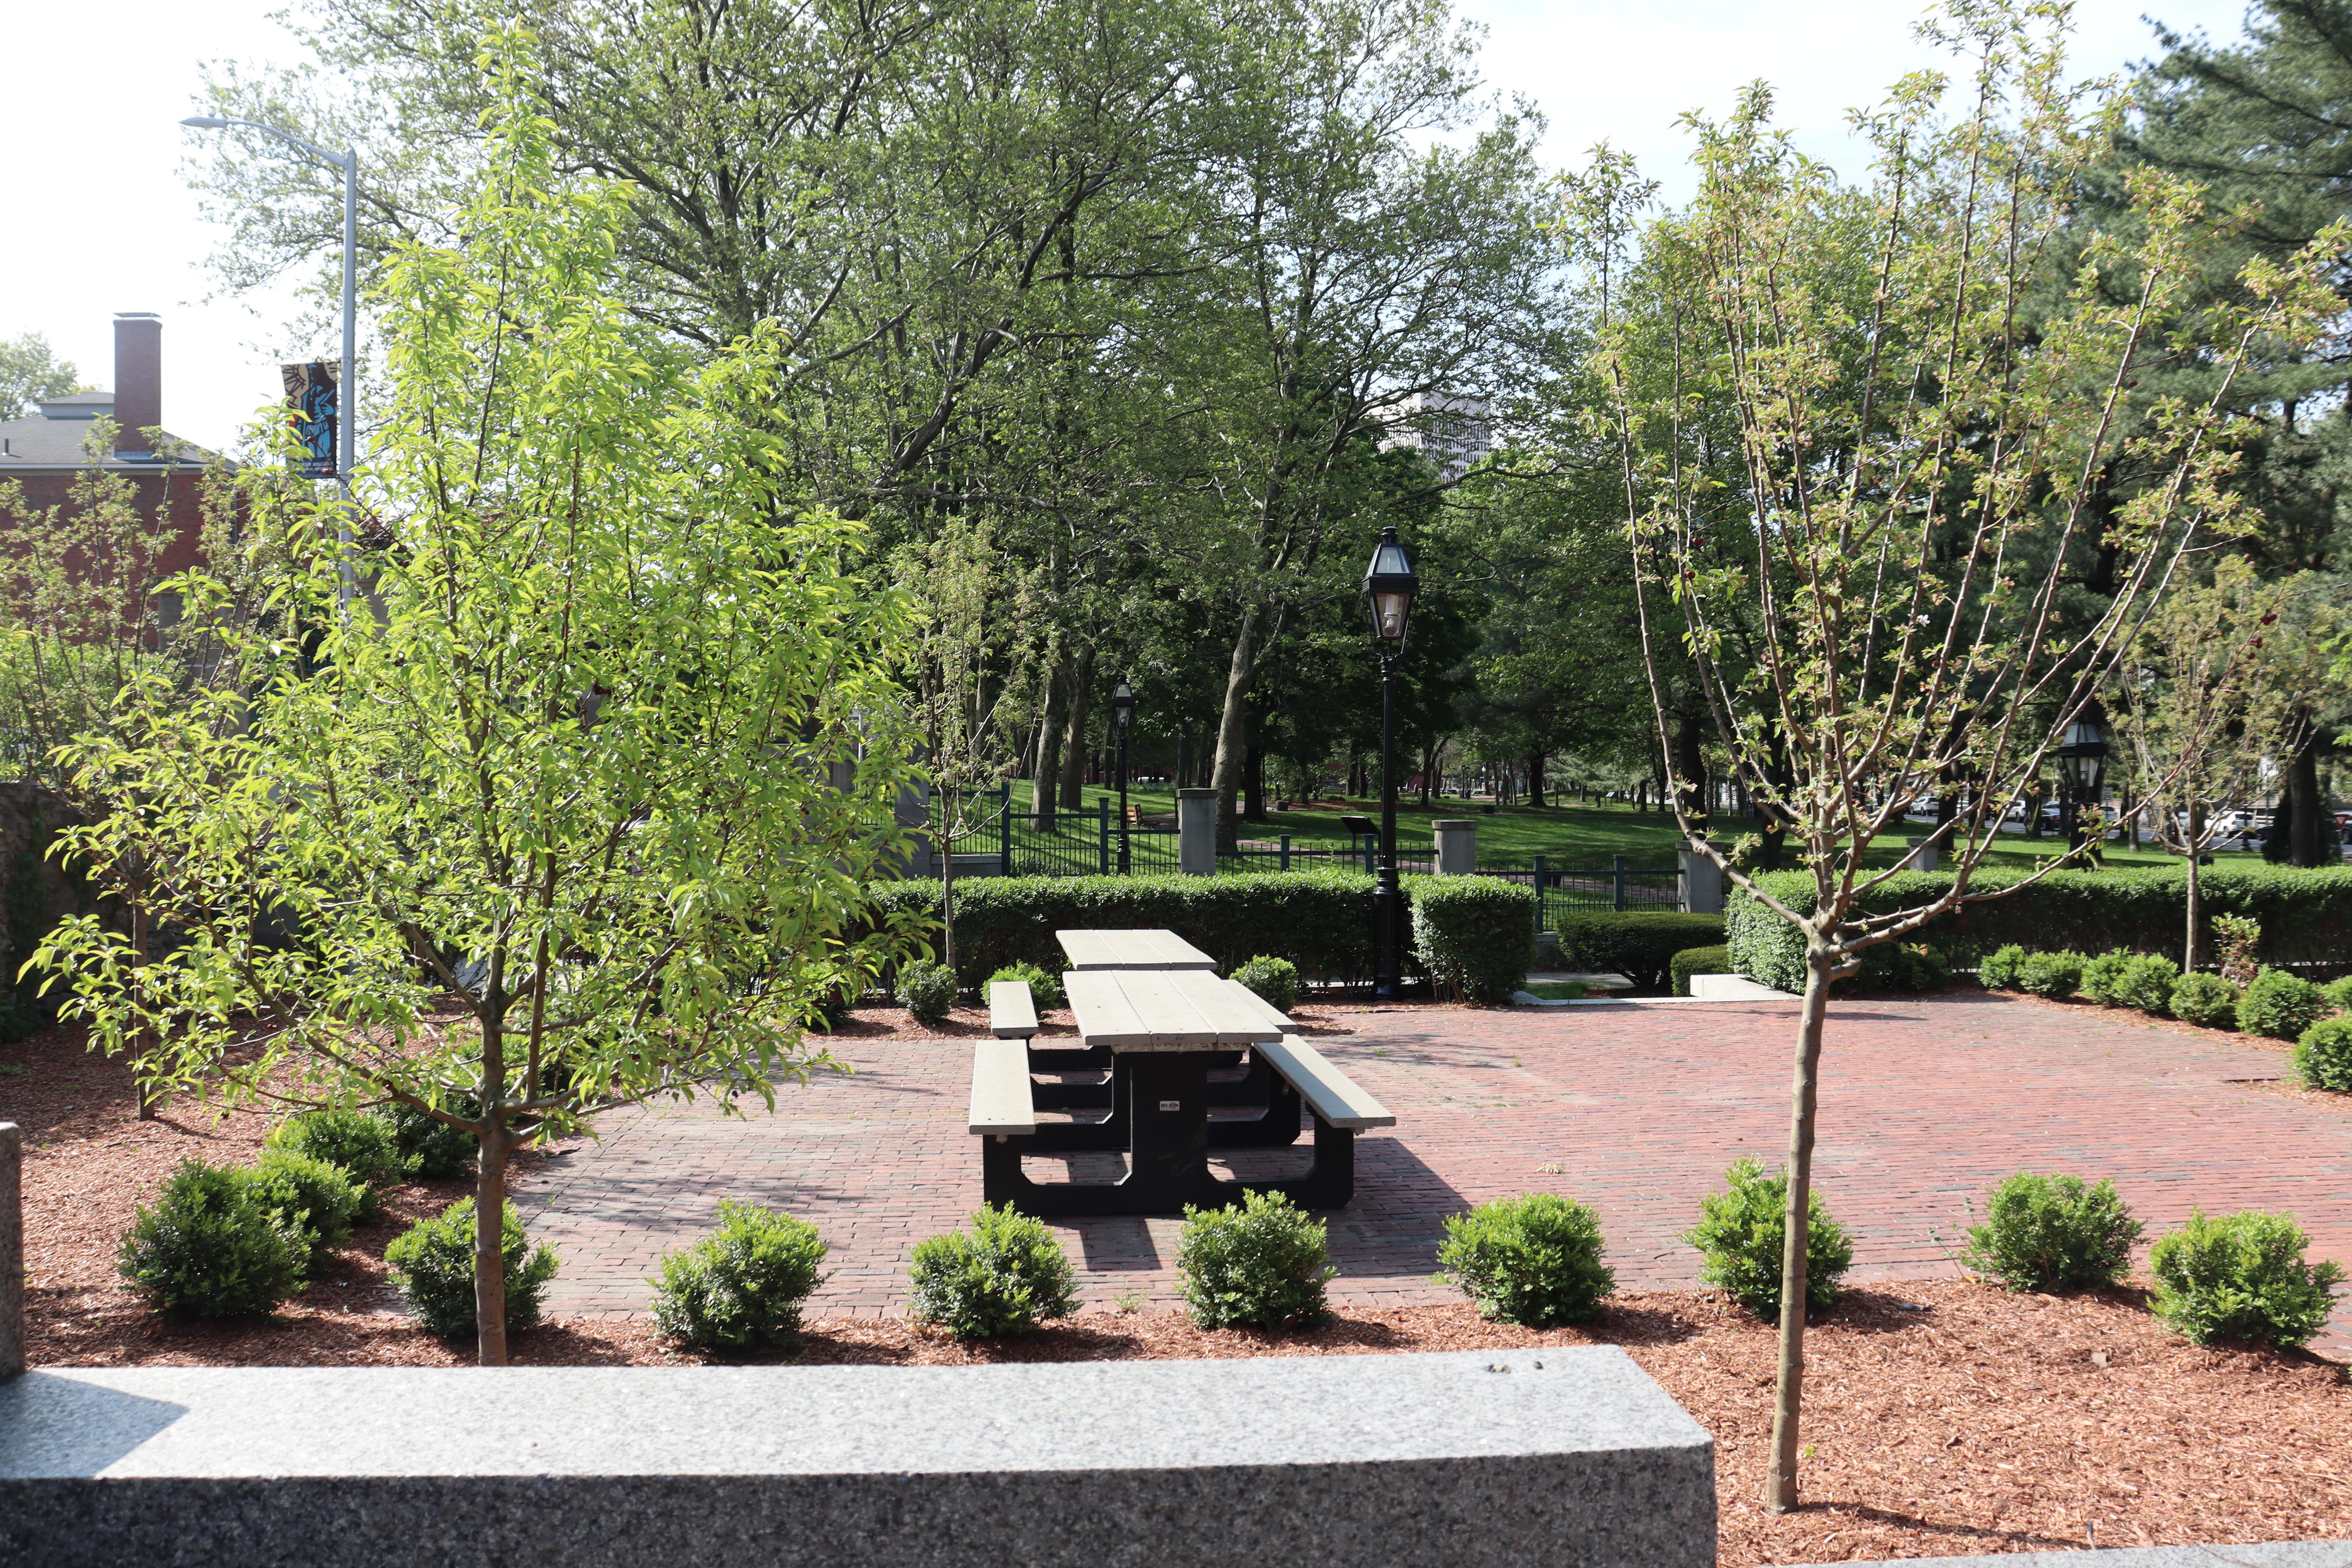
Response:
1727,866,2352,991
1561,912,1726,990
1670,945,1729,997
1412,878,1538,1003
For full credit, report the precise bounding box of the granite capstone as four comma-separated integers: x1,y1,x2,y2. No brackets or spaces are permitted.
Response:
0,1347,1714,1567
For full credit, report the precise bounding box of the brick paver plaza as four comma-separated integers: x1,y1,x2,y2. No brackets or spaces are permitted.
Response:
512,993,2352,1346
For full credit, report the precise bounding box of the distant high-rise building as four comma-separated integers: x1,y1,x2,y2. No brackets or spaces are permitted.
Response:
1389,391,1490,481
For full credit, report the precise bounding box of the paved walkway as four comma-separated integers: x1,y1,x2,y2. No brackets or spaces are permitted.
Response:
511,994,2352,1346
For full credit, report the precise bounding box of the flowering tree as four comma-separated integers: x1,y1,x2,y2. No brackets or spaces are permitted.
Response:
1579,0,2345,1512
34,57,924,1365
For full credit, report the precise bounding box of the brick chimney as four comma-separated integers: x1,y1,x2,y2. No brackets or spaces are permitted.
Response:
112,313,162,458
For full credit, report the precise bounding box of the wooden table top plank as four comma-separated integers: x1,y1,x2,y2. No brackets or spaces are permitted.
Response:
1223,981,1293,1032
1054,927,1217,971
1065,968,1281,1051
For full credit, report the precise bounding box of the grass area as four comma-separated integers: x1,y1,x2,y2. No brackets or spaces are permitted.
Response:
1522,980,1589,1000
989,779,2262,875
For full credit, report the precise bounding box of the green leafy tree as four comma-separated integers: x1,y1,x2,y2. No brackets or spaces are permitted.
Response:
0,332,89,420
1578,3,2346,1512
34,59,923,1366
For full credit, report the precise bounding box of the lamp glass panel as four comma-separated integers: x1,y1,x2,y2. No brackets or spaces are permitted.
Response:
1372,589,1410,640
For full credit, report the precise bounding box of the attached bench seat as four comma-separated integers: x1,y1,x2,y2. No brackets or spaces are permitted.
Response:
1257,1035,1393,1131
986,980,1040,1038
968,1039,1036,1136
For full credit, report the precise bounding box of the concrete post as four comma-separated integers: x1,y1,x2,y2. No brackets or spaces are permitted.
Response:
1900,835,1942,872
2,1122,21,1379
1177,788,1217,876
1432,819,1476,876
1678,844,1724,915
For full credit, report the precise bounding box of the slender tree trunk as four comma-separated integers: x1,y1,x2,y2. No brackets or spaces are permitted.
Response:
474,1017,511,1367
1058,650,1095,811
1767,933,1836,1512
1675,712,1707,830
1244,738,1266,822
1210,604,1263,853
1526,749,1546,809
2184,800,2205,972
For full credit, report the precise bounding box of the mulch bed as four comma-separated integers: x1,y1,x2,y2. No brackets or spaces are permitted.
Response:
8,1018,2350,1563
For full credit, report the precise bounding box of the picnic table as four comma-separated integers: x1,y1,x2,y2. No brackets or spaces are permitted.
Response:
971,965,1391,1216
1055,927,1216,971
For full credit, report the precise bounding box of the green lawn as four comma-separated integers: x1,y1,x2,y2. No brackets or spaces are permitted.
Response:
985,779,2258,875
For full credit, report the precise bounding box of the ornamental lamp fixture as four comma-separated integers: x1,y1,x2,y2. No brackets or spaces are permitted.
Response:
1111,680,1135,732
2057,711,2108,795
1361,525,1418,646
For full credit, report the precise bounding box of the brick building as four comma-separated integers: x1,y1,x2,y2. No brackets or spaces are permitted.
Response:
0,312,216,625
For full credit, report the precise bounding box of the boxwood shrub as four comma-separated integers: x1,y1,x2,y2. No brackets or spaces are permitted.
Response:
2292,1016,2352,1092
2169,972,2241,1028
2118,954,2182,1014
908,1203,1080,1339
1682,1158,1853,1318
265,1109,403,1218
117,1160,308,1319
2237,967,2333,1041
1177,1189,1336,1331
1437,1193,1615,1326
2079,950,2135,1007
384,1198,560,1339
1232,955,1301,1014
650,1200,829,1350
1670,944,1730,997
2015,951,2086,1000
1562,911,1726,991
1977,944,2027,990
1410,877,1537,1003
2148,1209,2345,1347
1956,1172,2143,1292
1726,865,2352,988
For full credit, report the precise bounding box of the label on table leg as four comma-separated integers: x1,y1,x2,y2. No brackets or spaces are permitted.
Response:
1158,1100,1182,1111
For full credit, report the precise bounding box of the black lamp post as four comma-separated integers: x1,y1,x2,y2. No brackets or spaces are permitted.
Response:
2056,703,2109,854
1111,679,1135,873
1361,525,1419,1000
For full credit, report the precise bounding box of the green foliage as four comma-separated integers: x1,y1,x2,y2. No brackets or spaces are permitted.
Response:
1436,1193,1615,1327
895,959,958,1025
379,1102,477,1180
2119,954,2182,1013
2014,951,2086,1000
1410,877,1538,1003
650,1200,829,1350
862,872,1396,988
907,1204,1079,1339
117,1160,307,1318
249,1149,367,1270
1232,955,1300,1014
2169,971,2242,1027
1956,1173,2143,1292
1670,944,1729,997
2148,1209,2345,1347
2080,950,2136,1006
2325,975,2352,1012
1682,1159,1853,1318
987,961,1062,1013
2236,966,2333,1040
1726,867,2352,989
2291,1016,2352,1092
1977,944,2028,990
1853,942,1949,993
1176,1189,1336,1332
384,1199,560,1340
1561,911,1726,990
265,1109,403,1216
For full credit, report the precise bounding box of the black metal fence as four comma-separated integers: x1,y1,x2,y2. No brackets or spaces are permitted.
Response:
942,786,1683,919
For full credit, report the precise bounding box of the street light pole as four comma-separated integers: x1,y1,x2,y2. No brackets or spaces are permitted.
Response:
1111,680,1135,874
1360,526,1419,1002
182,113,358,613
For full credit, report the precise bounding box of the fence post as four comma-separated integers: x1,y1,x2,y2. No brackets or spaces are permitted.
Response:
1612,853,1627,913
1532,855,1546,933
1363,836,1376,876
1280,834,1291,872
999,780,1013,875
1098,798,1111,874
0,1122,18,1379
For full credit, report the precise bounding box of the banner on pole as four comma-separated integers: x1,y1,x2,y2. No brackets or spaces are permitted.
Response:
281,361,338,479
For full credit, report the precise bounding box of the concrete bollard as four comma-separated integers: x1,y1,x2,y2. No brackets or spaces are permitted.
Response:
1176,789,1218,876
2,1122,20,1380
1678,845,1724,915
1899,835,1942,872
1432,819,1476,876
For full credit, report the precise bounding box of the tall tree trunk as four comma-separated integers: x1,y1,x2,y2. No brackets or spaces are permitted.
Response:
1526,749,1546,809
1034,657,1066,825
2287,723,2327,867
1210,604,1263,853
1767,932,1836,1512
1058,650,1096,811
1244,738,1266,822
1675,712,1707,831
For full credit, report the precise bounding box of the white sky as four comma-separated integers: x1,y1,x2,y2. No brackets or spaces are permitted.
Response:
2,0,2256,456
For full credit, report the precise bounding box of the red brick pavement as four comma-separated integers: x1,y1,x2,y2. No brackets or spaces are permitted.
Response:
512,993,2352,1347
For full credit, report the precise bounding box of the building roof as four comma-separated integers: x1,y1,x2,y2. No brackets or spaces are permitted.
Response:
0,410,216,473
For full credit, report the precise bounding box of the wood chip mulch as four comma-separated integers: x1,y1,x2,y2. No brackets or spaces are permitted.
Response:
9,1021,2350,1563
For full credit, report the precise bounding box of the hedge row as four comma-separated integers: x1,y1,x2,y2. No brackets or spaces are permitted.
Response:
1727,865,2352,993
862,871,1535,998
